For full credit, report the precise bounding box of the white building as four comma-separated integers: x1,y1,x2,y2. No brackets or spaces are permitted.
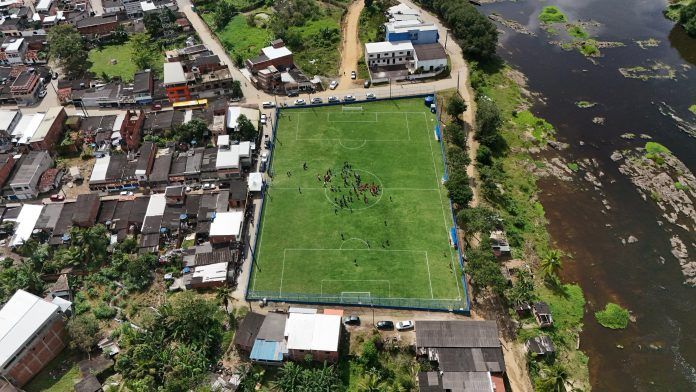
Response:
1,38,26,64
284,313,341,362
8,203,43,246
35,0,52,13
225,106,260,133
209,210,244,244
413,43,448,73
364,41,415,68
8,150,52,200
386,3,420,22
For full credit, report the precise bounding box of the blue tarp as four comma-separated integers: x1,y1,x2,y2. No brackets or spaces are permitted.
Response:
435,124,441,140
450,227,458,246
250,339,284,362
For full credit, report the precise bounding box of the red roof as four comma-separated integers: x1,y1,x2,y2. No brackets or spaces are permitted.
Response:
39,168,61,189
175,18,191,27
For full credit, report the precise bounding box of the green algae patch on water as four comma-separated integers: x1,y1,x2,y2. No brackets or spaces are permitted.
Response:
619,62,676,80
539,6,567,23
513,110,556,143
567,24,588,39
636,39,660,49
689,104,696,114
595,303,630,329
576,100,596,108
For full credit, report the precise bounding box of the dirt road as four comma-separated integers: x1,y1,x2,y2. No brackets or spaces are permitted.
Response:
335,0,365,91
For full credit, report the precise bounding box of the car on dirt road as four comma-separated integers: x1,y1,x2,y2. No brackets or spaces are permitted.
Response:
260,113,267,125
50,194,65,202
328,96,340,103
262,101,275,108
343,316,360,325
376,321,394,330
311,97,323,104
366,93,376,100
351,71,357,80
364,80,371,88
294,99,306,106
343,95,356,102
396,320,414,331
329,80,338,89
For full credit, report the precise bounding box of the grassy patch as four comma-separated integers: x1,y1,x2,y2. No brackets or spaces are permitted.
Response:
575,101,596,108
567,162,579,172
664,0,693,21
89,41,140,82
579,40,600,57
689,104,696,114
539,6,567,23
24,351,81,392
203,12,271,63
595,303,630,329
675,181,689,191
359,5,385,44
250,99,465,308
287,4,343,76
513,110,555,143
567,24,588,39
645,141,671,154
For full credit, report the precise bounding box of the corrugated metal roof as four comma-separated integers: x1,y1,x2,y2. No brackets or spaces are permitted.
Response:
415,320,500,348
234,312,265,349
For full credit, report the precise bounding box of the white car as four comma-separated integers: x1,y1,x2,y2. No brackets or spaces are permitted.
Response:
119,191,134,196
262,101,275,108
351,71,357,80
260,113,267,125
366,93,376,100
260,150,269,163
311,97,323,104
396,320,414,331
343,95,356,102
294,99,306,106
328,96,340,103
329,80,338,90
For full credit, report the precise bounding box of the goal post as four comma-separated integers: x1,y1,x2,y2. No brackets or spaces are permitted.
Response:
342,106,363,112
340,291,372,302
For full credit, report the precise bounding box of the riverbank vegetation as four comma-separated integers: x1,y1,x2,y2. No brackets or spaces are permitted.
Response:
595,303,630,329
690,104,696,114
665,0,696,36
539,6,567,23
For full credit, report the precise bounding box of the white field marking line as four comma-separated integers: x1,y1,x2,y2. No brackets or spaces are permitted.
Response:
339,237,369,249
321,280,391,297
338,139,367,150
252,197,272,293
297,138,404,142
420,112,463,300
295,112,300,140
405,112,412,141
424,251,434,299
327,112,378,122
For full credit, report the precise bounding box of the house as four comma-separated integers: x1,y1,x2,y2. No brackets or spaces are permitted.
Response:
102,0,124,13
532,302,553,328
30,106,67,152
121,0,143,18
386,3,420,22
148,151,172,190
10,69,41,106
184,261,228,289
74,375,102,392
187,66,237,99
413,43,447,73
72,193,100,227
121,109,145,151
164,185,185,205
365,41,415,69
88,154,138,192
0,153,16,187
48,274,72,301
38,167,63,193
163,62,192,103
250,312,287,365
284,313,341,363
134,141,156,184
415,320,506,392
525,335,555,357
228,178,248,208
9,112,43,148
234,312,265,354
385,20,439,44
8,150,52,200
71,82,124,108
142,110,186,135
0,290,69,386
247,172,263,192
245,40,294,73
76,15,118,37
208,210,243,244
0,38,26,64
225,106,260,133
35,0,52,13
7,203,42,247
131,70,153,104
0,110,21,148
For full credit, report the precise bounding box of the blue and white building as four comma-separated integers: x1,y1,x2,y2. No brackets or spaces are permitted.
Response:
385,20,439,45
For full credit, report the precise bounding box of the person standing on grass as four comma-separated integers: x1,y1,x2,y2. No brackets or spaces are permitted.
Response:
298,186,301,194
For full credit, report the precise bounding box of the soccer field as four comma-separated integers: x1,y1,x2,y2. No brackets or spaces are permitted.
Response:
248,98,467,311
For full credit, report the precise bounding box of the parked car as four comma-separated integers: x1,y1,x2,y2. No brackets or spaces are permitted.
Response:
152,104,162,111
343,95,356,102
329,80,338,90
294,99,306,106
260,113,267,125
343,316,361,325
287,90,299,97
260,150,269,163
364,80,371,88
119,191,134,196
328,96,340,103
396,320,414,331
203,183,216,190
262,101,275,108
376,321,394,330
50,194,64,202
185,186,192,193
311,97,323,104
52,72,58,80
366,93,376,100
351,71,357,80
37,89,47,98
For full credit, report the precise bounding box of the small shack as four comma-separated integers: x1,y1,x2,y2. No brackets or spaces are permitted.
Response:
533,302,553,328
525,335,555,357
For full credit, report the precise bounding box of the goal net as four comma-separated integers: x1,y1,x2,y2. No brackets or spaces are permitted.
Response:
340,292,371,302
342,106,363,112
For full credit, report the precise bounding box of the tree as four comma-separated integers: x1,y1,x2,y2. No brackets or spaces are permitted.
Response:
506,269,535,305
357,371,387,392
214,0,237,30
446,95,467,122
215,286,230,314
476,144,493,166
446,145,470,172
272,362,303,391
444,121,467,149
48,24,90,77
130,33,159,71
456,207,498,241
679,1,696,36
360,339,379,368
230,80,243,98
143,7,177,38
465,244,506,295
235,114,257,141
536,364,570,392
174,119,209,144
475,96,506,154
540,249,563,280
67,314,102,358
122,253,156,291
445,169,473,208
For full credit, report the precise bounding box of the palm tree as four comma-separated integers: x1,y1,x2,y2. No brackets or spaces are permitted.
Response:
215,286,231,314
357,372,387,392
540,249,563,280
272,362,303,391
539,364,570,392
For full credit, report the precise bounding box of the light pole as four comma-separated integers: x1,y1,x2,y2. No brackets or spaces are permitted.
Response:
444,29,450,51
389,78,392,98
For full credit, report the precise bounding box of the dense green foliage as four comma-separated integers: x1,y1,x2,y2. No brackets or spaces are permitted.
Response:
173,119,210,145
446,95,467,121
464,242,507,295
271,362,343,391
418,0,498,60
0,256,45,306
53,225,110,271
445,169,473,207
48,25,90,77
234,114,258,141
143,7,178,38
679,0,696,36
115,292,225,392
506,270,536,305
594,303,630,329
67,314,102,356
212,0,238,30
456,207,498,240
130,33,161,72
538,6,567,23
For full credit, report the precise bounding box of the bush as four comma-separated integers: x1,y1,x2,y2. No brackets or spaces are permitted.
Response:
445,169,473,208
594,303,630,329
538,6,567,23
93,304,117,319
679,0,696,36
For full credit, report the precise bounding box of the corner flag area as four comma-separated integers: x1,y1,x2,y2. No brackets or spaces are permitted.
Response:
248,97,468,312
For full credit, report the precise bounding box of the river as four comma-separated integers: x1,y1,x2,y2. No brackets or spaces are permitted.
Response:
480,0,696,390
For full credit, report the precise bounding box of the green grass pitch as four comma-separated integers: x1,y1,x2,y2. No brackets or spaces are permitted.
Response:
249,98,466,309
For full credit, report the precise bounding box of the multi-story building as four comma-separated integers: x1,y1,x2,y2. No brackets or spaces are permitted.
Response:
0,290,68,387
7,150,52,200
245,40,294,73
29,107,66,152
385,20,439,44
121,109,145,151
0,38,26,65
134,141,156,184
10,69,41,106
364,41,415,68
121,0,142,18
131,70,153,104
285,313,342,363
163,61,192,103
75,15,118,37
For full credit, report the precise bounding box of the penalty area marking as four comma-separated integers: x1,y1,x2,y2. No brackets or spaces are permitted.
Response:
338,139,367,149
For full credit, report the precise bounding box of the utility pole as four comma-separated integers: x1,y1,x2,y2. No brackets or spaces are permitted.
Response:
389,78,392,98
444,30,449,51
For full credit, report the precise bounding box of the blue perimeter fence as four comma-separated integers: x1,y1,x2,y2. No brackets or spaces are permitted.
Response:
245,94,471,314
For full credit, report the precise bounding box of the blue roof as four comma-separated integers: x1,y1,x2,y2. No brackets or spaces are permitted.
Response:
250,339,284,362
